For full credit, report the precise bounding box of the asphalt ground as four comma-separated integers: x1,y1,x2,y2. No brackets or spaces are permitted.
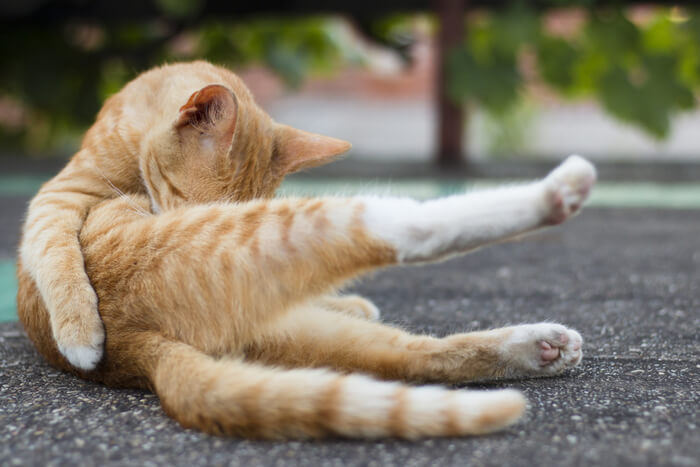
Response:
0,167,698,466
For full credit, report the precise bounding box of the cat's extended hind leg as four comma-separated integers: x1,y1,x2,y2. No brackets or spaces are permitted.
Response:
361,155,595,264
246,307,583,383
133,331,526,439
216,155,595,326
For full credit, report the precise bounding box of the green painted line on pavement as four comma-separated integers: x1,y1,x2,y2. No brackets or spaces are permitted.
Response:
0,261,17,323
588,182,700,209
1,173,700,209
280,179,700,209
0,175,47,196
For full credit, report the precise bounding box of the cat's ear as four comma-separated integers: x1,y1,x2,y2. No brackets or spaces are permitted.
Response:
274,124,352,173
176,84,237,150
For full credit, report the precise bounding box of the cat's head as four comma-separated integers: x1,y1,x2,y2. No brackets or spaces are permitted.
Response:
140,78,350,212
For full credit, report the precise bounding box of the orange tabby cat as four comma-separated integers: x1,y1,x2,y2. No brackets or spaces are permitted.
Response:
19,61,352,370
17,61,596,438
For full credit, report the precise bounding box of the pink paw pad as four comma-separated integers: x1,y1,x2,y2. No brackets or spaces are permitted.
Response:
543,155,597,225
538,341,560,365
549,195,567,225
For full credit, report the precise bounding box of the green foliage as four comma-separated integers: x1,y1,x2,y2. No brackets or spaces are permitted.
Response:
477,99,537,157
448,48,521,114
446,3,538,113
447,4,700,139
0,17,352,152
154,0,204,19
535,36,579,91
3,4,700,154
196,18,359,88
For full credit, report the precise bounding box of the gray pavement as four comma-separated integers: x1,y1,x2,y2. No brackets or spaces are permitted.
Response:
1,205,699,466
0,195,27,257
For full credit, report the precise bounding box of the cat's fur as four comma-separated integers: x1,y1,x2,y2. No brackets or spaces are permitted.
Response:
17,61,596,439
18,62,351,370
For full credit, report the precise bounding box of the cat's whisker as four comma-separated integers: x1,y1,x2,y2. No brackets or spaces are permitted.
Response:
93,163,150,217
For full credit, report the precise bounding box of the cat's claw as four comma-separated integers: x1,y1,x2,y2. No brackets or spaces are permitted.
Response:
543,155,596,225
501,323,583,378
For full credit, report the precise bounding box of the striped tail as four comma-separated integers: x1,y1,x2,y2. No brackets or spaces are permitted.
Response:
143,335,526,439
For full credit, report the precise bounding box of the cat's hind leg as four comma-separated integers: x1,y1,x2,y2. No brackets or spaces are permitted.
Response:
135,331,525,439
362,155,596,264
246,308,582,383
215,155,595,327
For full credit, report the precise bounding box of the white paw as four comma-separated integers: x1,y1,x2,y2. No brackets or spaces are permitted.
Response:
54,308,105,370
59,343,103,370
500,323,583,378
49,285,105,371
543,155,596,225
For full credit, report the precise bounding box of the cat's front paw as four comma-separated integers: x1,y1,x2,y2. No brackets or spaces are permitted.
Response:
543,155,596,225
500,323,583,378
53,288,105,371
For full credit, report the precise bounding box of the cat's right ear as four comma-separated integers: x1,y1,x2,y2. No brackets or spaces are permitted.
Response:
175,84,238,153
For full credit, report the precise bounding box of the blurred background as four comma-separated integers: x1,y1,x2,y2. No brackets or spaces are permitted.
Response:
3,0,700,165
1,0,700,320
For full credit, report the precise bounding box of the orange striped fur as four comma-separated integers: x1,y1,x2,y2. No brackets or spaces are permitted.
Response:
18,61,594,439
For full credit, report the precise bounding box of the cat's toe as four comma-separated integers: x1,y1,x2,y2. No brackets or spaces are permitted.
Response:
502,323,583,378
329,295,381,320
351,300,381,320
536,328,583,371
543,155,596,225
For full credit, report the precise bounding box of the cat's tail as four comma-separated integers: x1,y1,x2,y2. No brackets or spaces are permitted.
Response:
142,334,526,439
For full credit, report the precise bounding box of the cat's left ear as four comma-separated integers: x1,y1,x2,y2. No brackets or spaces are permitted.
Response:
274,124,352,173
176,84,237,151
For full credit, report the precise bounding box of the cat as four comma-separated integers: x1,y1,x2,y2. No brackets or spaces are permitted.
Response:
17,61,596,439
18,61,353,371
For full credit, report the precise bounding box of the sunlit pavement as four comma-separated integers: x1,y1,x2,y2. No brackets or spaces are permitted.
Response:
1,165,699,466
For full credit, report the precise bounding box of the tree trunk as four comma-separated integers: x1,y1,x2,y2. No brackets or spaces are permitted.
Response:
435,0,466,167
